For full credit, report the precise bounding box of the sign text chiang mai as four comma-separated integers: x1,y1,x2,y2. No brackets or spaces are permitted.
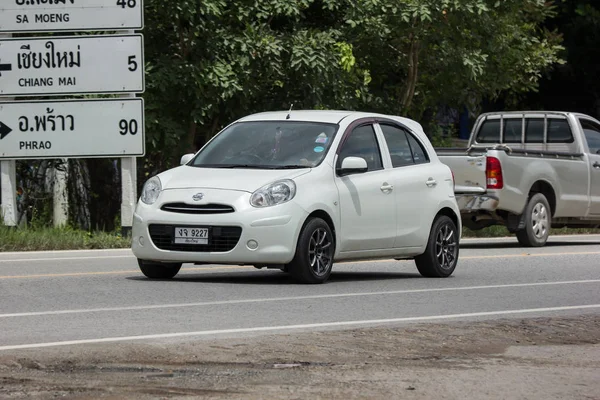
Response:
0,34,144,96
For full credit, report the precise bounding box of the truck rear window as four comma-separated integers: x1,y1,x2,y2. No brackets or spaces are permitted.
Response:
547,119,574,143
525,119,544,143
476,120,500,143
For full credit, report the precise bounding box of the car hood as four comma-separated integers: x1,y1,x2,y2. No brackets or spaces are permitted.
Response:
157,165,312,193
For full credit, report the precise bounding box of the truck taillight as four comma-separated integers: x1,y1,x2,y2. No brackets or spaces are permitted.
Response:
451,170,455,190
486,156,503,189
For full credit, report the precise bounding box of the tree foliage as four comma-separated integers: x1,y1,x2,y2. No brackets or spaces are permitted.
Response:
142,0,564,178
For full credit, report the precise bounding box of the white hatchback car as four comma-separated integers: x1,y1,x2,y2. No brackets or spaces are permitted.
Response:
132,110,461,283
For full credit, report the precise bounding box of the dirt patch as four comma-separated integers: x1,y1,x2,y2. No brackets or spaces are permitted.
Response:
1,314,599,399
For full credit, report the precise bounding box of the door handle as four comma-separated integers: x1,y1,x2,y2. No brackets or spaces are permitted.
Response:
593,162,600,169
426,178,437,187
380,183,394,193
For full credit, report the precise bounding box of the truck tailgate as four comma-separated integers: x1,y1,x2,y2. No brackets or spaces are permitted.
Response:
436,151,487,194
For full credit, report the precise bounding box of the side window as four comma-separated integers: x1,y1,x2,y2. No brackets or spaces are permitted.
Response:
406,132,430,164
476,119,500,143
503,119,522,143
525,118,544,143
547,118,574,143
337,124,383,172
380,124,413,167
580,119,600,154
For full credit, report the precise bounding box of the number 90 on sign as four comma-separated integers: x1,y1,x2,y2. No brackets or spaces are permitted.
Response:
120,119,139,135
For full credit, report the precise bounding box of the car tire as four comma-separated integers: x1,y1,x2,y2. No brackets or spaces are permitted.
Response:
414,215,459,278
516,193,551,247
287,217,335,284
137,259,182,279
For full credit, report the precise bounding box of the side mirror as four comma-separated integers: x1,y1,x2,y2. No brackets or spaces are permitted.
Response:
337,156,368,176
180,153,194,165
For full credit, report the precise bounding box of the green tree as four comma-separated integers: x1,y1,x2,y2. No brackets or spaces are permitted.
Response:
142,0,369,176
342,0,564,121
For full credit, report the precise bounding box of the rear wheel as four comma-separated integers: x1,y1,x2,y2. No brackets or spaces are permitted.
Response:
415,215,459,277
137,259,182,279
287,217,334,284
516,193,550,247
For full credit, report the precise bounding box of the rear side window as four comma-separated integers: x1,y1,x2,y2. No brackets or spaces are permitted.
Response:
547,119,574,143
503,119,522,143
580,119,600,154
525,118,544,143
380,124,414,167
406,133,430,164
476,120,500,143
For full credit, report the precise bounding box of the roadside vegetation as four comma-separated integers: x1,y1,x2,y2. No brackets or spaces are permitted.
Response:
0,225,130,252
1,224,598,252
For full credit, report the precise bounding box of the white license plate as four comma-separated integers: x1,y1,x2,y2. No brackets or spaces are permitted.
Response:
174,227,209,245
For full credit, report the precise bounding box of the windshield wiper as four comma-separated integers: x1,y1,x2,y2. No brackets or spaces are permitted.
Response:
214,164,271,169
270,165,311,169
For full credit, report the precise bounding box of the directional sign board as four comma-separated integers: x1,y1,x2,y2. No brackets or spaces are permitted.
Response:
0,34,144,97
0,0,144,33
0,98,144,159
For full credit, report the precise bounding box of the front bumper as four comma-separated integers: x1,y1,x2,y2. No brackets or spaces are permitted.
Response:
131,188,308,265
455,193,499,213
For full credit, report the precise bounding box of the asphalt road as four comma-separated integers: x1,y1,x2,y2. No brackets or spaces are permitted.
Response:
1,234,600,351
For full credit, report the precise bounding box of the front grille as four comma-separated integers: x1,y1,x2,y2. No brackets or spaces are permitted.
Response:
160,203,235,214
148,224,242,252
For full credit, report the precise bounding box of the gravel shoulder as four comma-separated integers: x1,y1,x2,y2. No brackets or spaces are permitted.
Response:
1,314,599,399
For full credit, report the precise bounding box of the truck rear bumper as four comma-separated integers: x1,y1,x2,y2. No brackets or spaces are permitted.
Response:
456,194,499,213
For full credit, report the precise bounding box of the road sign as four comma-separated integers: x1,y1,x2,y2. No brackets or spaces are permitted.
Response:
0,34,144,97
0,0,144,33
0,98,145,159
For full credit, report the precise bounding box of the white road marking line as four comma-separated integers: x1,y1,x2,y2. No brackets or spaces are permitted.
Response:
1,304,598,352
2,247,600,267
2,279,599,319
0,255,132,263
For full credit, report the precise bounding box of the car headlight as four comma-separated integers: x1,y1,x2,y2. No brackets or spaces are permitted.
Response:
140,176,162,205
250,179,296,208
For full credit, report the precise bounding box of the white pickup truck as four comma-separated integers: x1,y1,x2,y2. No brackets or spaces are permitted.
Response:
436,111,600,246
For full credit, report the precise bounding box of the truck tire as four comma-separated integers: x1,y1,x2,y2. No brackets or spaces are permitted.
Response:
516,193,551,247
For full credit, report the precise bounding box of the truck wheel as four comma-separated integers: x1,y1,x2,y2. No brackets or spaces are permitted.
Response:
287,217,334,284
415,215,459,277
138,259,182,279
516,193,550,247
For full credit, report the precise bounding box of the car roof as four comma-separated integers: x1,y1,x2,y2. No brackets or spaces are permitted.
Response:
236,110,423,131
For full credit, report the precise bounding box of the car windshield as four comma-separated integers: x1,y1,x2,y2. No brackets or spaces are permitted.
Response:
189,121,338,169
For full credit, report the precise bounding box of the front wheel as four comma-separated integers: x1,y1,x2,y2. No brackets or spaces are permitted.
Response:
138,259,182,279
415,215,459,277
287,217,335,284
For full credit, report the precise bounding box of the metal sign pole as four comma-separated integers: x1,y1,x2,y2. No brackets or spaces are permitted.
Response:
120,28,137,238
0,32,16,227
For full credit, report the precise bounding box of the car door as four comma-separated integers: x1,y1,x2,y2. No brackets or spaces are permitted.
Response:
334,123,397,252
579,118,600,216
377,122,441,248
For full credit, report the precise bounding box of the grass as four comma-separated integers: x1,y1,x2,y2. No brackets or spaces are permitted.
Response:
0,225,131,252
1,225,599,252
